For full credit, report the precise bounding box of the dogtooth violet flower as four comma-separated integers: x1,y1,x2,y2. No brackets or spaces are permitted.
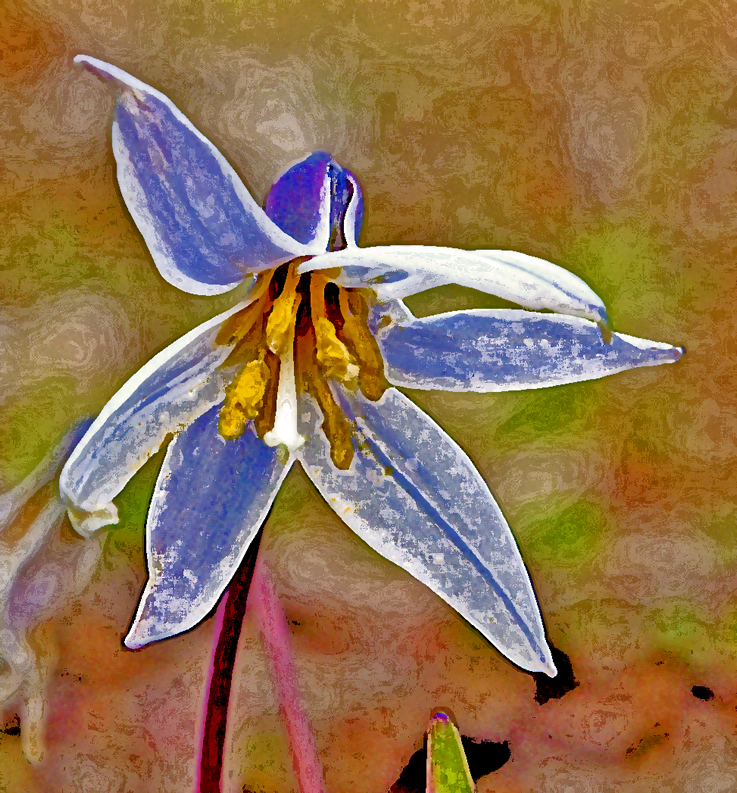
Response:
60,55,684,677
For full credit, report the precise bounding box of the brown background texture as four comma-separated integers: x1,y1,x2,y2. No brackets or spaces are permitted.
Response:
1,0,736,791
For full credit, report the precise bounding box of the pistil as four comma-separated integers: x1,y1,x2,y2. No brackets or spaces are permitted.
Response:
263,325,306,453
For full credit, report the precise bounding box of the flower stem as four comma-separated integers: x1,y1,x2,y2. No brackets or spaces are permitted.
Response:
195,529,263,793
252,562,327,793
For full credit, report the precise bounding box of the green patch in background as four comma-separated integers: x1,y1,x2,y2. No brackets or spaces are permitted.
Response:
495,381,605,440
521,499,610,570
106,447,168,567
643,602,717,670
0,380,81,485
237,727,294,793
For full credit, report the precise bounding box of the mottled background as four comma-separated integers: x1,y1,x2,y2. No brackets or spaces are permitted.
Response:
0,0,735,791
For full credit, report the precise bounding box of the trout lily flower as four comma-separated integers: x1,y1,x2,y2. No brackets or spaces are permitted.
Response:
60,55,683,677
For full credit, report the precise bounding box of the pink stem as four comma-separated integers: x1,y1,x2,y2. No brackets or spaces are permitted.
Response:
252,562,327,793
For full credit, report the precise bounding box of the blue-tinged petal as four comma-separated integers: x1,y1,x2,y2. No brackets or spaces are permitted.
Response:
60,297,255,537
298,387,557,676
376,308,684,392
299,245,607,324
75,55,312,295
124,406,292,649
265,151,364,249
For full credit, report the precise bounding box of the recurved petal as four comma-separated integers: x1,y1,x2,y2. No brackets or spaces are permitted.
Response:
124,406,292,649
376,308,684,392
60,297,254,536
264,151,364,250
299,245,607,324
75,55,311,295
299,387,557,676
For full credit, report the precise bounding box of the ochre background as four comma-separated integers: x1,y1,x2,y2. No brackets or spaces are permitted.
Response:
1,0,735,790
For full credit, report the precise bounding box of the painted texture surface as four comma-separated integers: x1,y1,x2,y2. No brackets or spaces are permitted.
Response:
0,0,733,790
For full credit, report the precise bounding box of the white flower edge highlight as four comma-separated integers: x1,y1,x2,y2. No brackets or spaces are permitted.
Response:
60,295,259,536
299,245,608,324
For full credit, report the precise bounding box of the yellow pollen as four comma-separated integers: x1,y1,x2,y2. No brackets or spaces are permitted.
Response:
310,276,359,385
338,289,389,401
314,317,359,384
265,266,301,356
219,355,270,440
297,333,355,470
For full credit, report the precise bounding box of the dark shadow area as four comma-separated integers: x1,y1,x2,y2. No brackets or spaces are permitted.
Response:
691,685,714,701
389,735,510,793
0,713,20,736
533,645,579,705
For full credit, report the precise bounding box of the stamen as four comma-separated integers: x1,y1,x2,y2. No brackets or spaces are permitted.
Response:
297,333,354,470
314,318,359,384
253,351,280,438
338,290,389,401
215,276,270,347
310,277,358,385
263,329,306,453
219,354,270,440
266,265,301,356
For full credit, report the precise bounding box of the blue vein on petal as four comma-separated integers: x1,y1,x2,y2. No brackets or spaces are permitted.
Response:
336,392,545,665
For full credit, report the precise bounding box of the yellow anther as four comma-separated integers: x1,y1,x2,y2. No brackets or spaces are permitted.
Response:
311,374,355,470
296,332,355,470
265,266,301,356
314,317,359,384
339,290,388,401
218,356,270,440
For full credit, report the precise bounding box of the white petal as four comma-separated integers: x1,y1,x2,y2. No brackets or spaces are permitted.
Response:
376,307,684,392
124,407,292,648
60,296,256,535
299,245,608,324
342,173,362,248
75,55,315,296
298,387,557,676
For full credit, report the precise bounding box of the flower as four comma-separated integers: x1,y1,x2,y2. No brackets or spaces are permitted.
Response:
60,55,684,678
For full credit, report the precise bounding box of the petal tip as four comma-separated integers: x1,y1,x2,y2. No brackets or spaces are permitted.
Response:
74,54,113,78
659,343,685,363
73,54,141,96
65,501,119,537
540,657,558,678
123,616,157,650
122,632,145,651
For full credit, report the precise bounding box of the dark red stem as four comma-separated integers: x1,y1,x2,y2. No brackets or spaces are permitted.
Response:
195,530,263,793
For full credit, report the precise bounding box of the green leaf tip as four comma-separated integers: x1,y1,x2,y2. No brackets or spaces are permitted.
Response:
426,710,475,793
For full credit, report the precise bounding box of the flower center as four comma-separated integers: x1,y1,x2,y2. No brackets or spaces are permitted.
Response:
215,260,388,469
